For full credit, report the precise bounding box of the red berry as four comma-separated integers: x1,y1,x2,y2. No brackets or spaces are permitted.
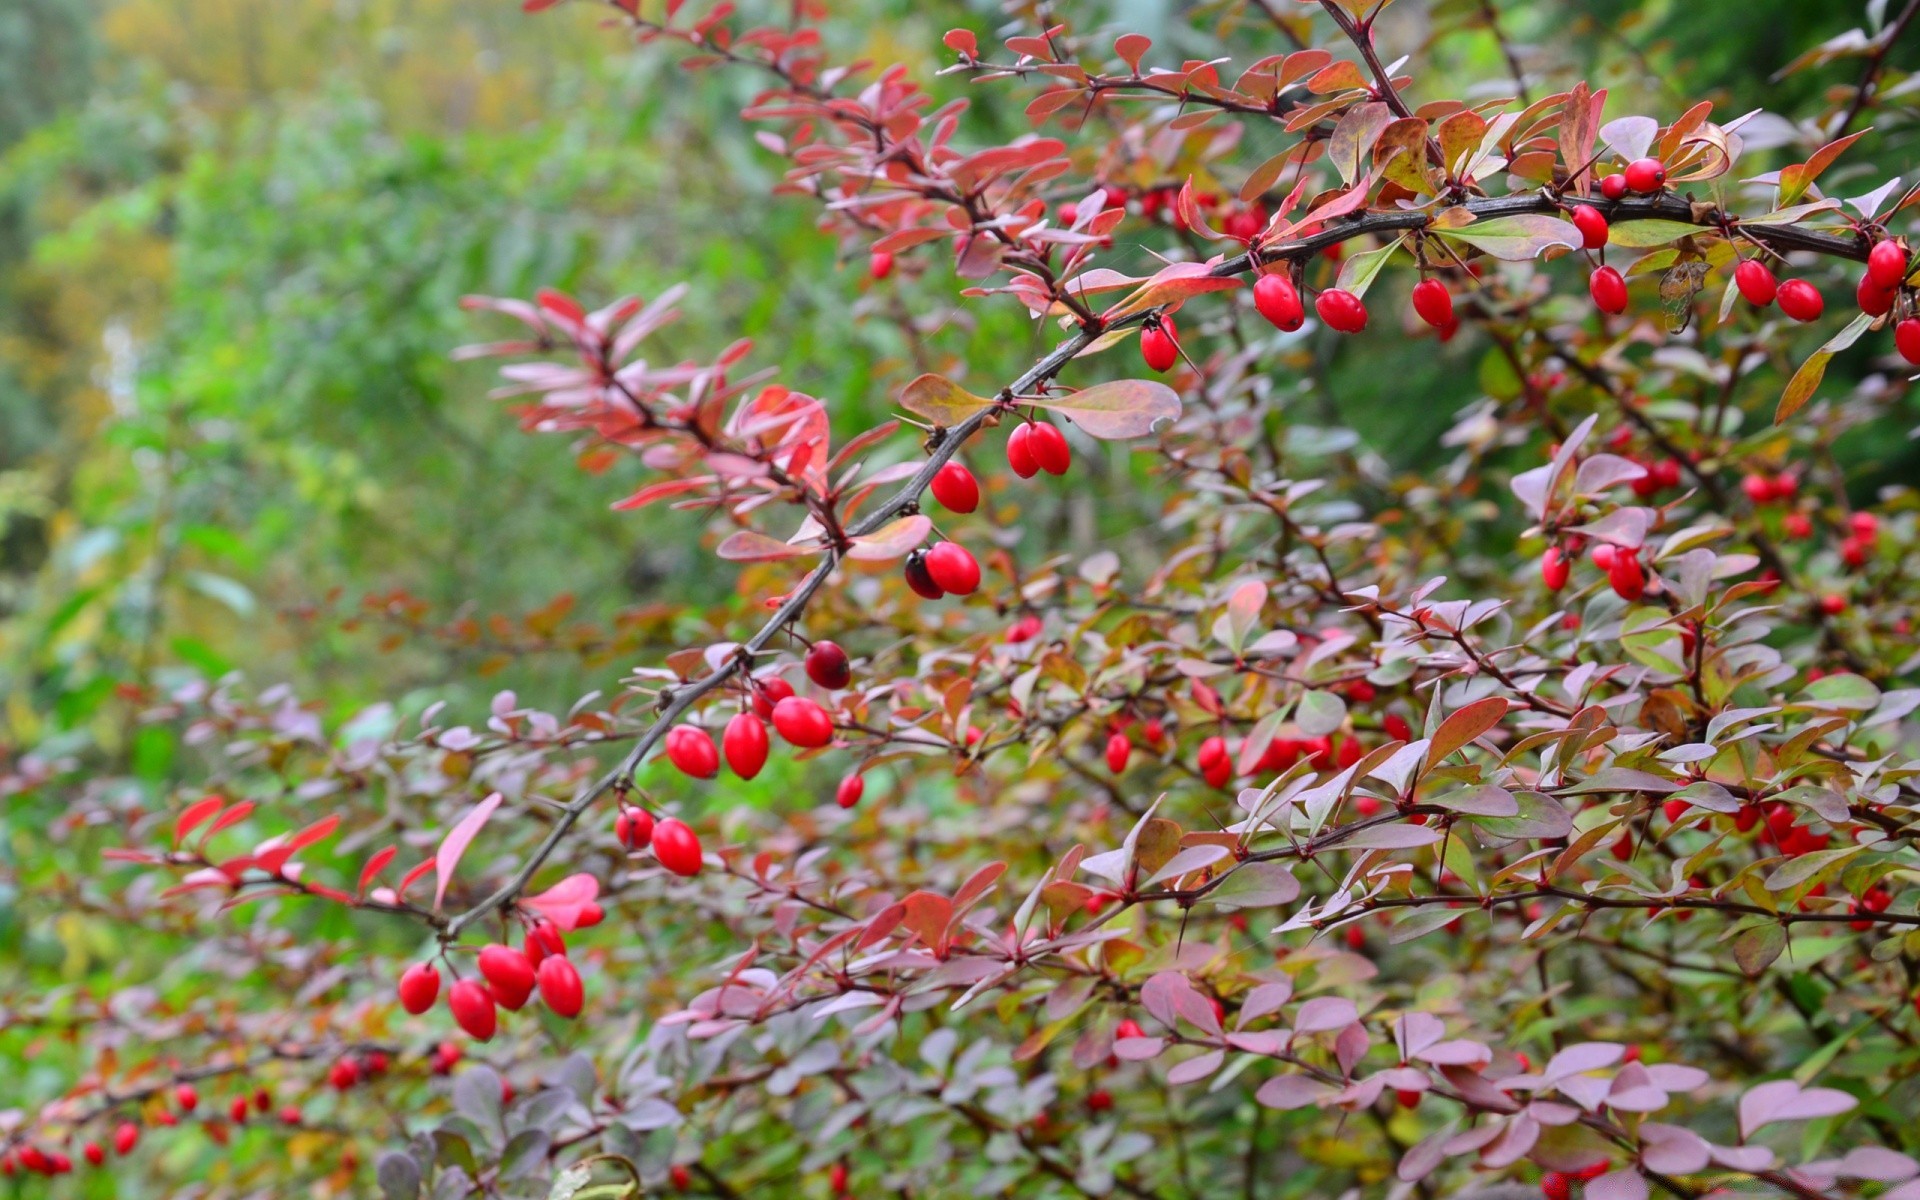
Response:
1384,713,1412,741
671,1165,692,1191
1851,511,1879,538
1857,271,1897,316
1570,205,1608,249
664,724,719,779
1734,259,1778,307
930,462,980,512
1141,319,1179,372
536,954,585,1018
113,1123,138,1156
836,774,865,809
1116,1018,1146,1040
831,1162,850,1195
1742,473,1774,504
279,1106,302,1126
1623,157,1666,193
175,1084,198,1113
720,712,769,779
329,1059,361,1090
751,676,794,721
478,944,536,1011
869,250,893,280
1599,173,1627,200
1896,318,1920,365
398,961,441,1014
448,980,497,1041
1542,1172,1572,1200
1105,733,1132,774
904,549,945,599
525,921,566,965
1819,593,1847,615
84,1143,103,1167
616,806,655,851
805,640,851,690
1783,512,1813,539
1590,266,1628,314
1087,1090,1114,1112
1778,278,1824,322
1006,613,1043,643
923,541,981,595
1608,549,1646,601
1005,422,1040,478
1541,546,1570,591
254,1087,271,1112
1868,238,1908,289
575,902,604,927
1315,288,1368,333
772,695,834,748
1253,273,1305,331
1028,421,1071,476
1411,278,1455,328
652,817,704,876
1591,542,1616,570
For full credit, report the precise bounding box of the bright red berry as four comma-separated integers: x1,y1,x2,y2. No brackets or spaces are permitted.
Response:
525,921,566,966
1253,272,1305,331
1896,318,1920,365
399,961,441,1014
448,980,497,1041
1006,422,1040,478
1541,546,1570,591
930,462,980,512
836,774,865,809
904,550,945,599
869,250,893,280
652,817,704,876
805,641,851,690
720,712,769,779
1140,319,1179,372
478,944,536,1011
536,954,584,1018
1778,278,1824,322
1819,593,1847,616
772,695,834,748
113,1123,138,1156
1411,278,1455,328
671,1165,692,1191
83,1143,103,1167
1608,549,1646,601
923,541,981,595
329,1059,361,1090
1783,512,1813,539
1028,421,1071,476
664,724,719,779
1868,238,1908,289
1570,205,1608,249
616,806,654,851
1623,157,1666,193
1590,266,1628,314
751,676,794,721
1542,1172,1571,1200
1599,173,1627,200
1105,733,1132,774
175,1084,198,1113
1315,288,1368,333
1857,271,1896,316
1734,259,1778,307
279,1106,302,1126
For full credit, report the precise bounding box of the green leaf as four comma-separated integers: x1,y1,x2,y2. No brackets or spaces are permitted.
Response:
1776,312,1873,424
1605,219,1707,248
1733,922,1787,976
1434,214,1581,261
1334,235,1406,298
900,373,996,427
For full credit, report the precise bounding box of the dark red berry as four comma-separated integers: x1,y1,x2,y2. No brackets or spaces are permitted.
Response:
836,774,865,809
805,640,852,690
904,550,945,599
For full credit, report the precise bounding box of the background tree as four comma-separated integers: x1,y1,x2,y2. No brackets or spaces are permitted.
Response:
3,1,1920,1198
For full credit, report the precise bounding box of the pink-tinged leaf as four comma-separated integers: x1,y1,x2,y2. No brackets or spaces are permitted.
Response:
1237,981,1294,1026
1566,506,1651,548
899,374,995,427
1738,1080,1857,1140
1139,971,1195,1029
1430,697,1509,762
303,882,355,905
1835,1148,1920,1182
203,801,256,841
1029,379,1182,439
1398,1120,1460,1182
1256,1074,1334,1110
174,796,224,846
1102,262,1242,321
1573,453,1649,494
942,28,977,57
1710,1144,1776,1173
397,858,434,898
900,891,955,952
1544,1042,1624,1082
102,849,162,864
523,872,603,931
1584,1171,1648,1200
1166,1049,1225,1085
1113,1035,1166,1061
1337,823,1443,850
845,515,931,562
357,845,397,898
434,793,502,911
1600,115,1659,161
1294,996,1359,1035
1434,213,1581,261
716,531,820,562
612,477,711,511
160,867,232,898
1638,1124,1712,1175
952,861,1007,912
1114,33,1150,72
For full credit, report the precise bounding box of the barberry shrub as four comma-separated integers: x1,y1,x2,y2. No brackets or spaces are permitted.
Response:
7,2,1920,1198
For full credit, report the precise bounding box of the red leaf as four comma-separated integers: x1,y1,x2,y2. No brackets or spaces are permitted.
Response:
357,845,397,898
286,814,341,855
612,478,711,511
174,796,224,847
716,531,820,561
434,793,502,910
398,858,435,899
203,801,256,842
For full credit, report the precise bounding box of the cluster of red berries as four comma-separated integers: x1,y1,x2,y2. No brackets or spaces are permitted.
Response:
3,1082,297,1178
398,924,584,1042
327,1050,391,1091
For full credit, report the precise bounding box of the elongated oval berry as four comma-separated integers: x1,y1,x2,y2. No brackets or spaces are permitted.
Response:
1541,546,1570,591
1570,205,1608,250
869,250,893,280
772,695,835,748
536,955,584,1018
525,920,566,966
1197,735,1228,770
930,462,979,512
1315,287,1368,333
1777,278,1824,322
1105,733,1132,774
1591,542,1617,570
722,712,770,779
1857,271,1896,316
836,774,865,809
904,549,945,599
1028,421,1071,476
1410,278,1454,329
398,961,441,1014
1005,422,1040,478
1623,156,1665,193
478,944,536,1011
1599,173,1627,200
1140,320,1178,372
175,1084,198,1113
1589,266,1628,315
805,640,851,690
664,724,719,779
448,980,497,1041
616,805,654,851
1897,318,1920,365
1608,549,1646,601
751,677,794,721
113,1124,138,1156
923,541,981,595
652,817,703,876
1253,272,1305,331
1868,238,1908,288
1734,259,1777,307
